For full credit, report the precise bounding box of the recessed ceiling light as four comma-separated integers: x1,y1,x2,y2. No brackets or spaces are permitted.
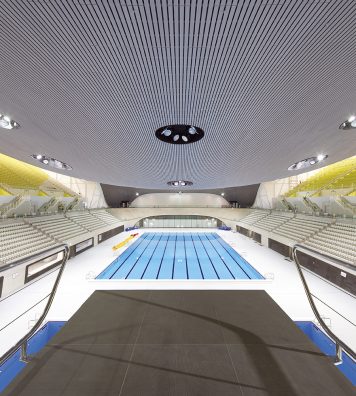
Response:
167,180,193,187
162,129,171,137
339,116,356,130
288,154,328,171
155,124,204,145
31,154,72,170
0,114,20,130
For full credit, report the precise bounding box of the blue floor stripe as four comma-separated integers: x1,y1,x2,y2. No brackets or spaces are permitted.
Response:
97,232,263,280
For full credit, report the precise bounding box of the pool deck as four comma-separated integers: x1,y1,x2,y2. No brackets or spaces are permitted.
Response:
3,290,354,395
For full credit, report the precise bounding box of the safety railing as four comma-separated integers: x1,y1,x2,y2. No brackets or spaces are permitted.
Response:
292,244,356,364
0,244,70,365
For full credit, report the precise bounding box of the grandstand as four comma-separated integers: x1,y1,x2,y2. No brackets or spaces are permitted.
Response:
0,221,57,264
285,156,356,198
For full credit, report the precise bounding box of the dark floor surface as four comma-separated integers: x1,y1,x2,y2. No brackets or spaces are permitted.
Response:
3,290,355,395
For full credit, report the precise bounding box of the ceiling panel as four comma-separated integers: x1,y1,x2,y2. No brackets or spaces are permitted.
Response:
0,0,355,189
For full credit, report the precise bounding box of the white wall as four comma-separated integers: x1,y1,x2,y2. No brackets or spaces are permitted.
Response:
45,170,108,209
131,193,230,208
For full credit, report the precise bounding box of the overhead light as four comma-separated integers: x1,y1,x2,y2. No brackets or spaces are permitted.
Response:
339,116,356,130
162,129,171,137
0,114,20,130
167,180,193,187
155,124,204,145
31,154,72,170
135,192,139,196
221,192,225,196
288,154,328,171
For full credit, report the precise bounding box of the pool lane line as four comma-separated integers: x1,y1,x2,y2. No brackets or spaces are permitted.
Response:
196,233,220,279
110,233,152,279
155,233,170,279
124,233,160,279
199,233,235,280
202,233,237,279
216,234,263,279
98,233,149,279
138,233,165,279
172,233,178,279
119,233,156,279
188,233,205,279
213,233,261,279
184,233,189,279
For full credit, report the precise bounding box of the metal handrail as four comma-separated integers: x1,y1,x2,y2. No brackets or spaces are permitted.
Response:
292,244,356,364
0,244,70,365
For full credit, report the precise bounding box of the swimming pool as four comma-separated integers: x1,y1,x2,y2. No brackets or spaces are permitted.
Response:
97,232,263,280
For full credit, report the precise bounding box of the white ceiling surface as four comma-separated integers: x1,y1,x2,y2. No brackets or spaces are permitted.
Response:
0,1,355,189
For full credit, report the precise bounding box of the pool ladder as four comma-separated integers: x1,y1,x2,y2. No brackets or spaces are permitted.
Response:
292,244,356,365
0,244,70,365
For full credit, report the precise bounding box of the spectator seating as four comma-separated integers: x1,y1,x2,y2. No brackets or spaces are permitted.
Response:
0,222,57,264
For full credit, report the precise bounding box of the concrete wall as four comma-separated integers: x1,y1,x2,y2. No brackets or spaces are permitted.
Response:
108,207,252,228
131,193,230,208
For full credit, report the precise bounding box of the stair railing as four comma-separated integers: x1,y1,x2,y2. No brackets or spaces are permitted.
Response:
292,244,356,364
0,244,70,365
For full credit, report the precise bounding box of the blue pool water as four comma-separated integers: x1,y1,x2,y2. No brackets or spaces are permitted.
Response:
97,232,263,280
0,321,65,393
1,321,354,391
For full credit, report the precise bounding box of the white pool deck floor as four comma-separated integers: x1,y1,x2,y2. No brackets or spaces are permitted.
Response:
0,229,355,358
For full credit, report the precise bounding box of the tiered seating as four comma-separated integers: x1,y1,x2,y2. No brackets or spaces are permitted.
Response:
0,222,56,264
273,217,329,242
253,212,292,232
304,223,356,264
0,153,48,190
239,210,269,225
91,210,119,225
66,212,107,231
30,216,87,242
285,156,356,197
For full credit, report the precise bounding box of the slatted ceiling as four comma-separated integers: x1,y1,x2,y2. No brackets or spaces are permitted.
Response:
0,1,355,189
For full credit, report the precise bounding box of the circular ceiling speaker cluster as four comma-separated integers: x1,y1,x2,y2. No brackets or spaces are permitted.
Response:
167,180,193,187
155,124,204,144
0,113,20,130
31,154,73,170
339,115,356,130
288,154,328,171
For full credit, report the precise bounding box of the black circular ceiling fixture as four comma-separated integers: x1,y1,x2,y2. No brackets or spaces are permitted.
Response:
155,124,204,144
167,180,193,187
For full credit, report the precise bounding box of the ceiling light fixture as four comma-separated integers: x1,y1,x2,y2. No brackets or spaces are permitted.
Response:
135,192,139,196
221,192,225,196
167,180,193,187
0,114,20,130
31,154,72,170
156,124,204,145
288,154,328,171
339,115,356,130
